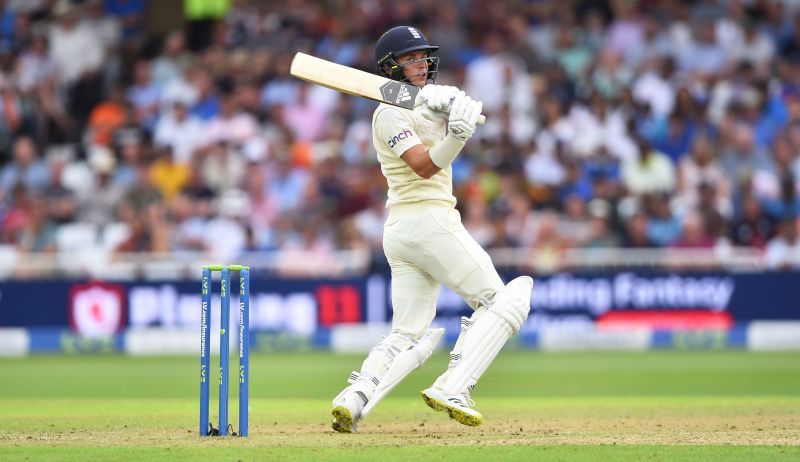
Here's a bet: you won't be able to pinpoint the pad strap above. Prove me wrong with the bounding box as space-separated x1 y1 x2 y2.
360 328 445 418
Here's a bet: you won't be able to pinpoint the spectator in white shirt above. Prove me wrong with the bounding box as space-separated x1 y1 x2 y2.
732 21 775 72
48 1 103 86
15 30 57 92
154 96 204 165
678 20 727 79
151 30 189 86
765 216 800 270
632 57 676 119
465 31 531 117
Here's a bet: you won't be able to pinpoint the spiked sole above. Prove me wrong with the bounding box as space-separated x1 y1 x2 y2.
420 390 484 427
331 405 354 433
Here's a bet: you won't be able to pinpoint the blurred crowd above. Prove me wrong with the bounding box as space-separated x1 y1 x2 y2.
1 0 800 272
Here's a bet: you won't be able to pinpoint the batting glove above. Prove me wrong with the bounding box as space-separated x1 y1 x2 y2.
447 95 483 140
415 85 464 112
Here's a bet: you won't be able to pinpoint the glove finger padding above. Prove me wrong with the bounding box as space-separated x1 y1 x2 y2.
449 95 468 122
428 88 446 111
433 89 464 112
447 95 481 140
416 85 462 112
430 86 460 112
414 85 432 108
468 100 483 126
461 98 476 124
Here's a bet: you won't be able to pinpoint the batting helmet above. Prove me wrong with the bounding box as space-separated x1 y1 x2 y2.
375 26 439 83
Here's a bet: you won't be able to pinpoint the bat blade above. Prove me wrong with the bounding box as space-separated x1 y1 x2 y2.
290 52 485 124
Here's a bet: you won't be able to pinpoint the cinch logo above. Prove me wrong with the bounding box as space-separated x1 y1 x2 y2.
387 129 413 148
408 27 421 38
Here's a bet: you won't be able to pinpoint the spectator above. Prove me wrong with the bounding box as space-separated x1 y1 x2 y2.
672 211 714 248
604 0 644 57
462 197 495 248
41 154 77 224
621 138 676 195
558 192 593 246
124 160 162 213
17 195 56 252
48 1 103 86
104 0 145 45
0 136 49 194
151 30 189 86
1 183 31 244
678 19 726 79
0 0 797 271
87 83 127 146
127 59 161 130
733 20 775 72
153 94 204 164
554 26 592 81
632 57 676 118
149 144 190 202
77 145 126 226
581 199 619 248
764 216 800 270
676 135 731 217
653 112 693 164
647 193 682 247
281 84 329 143
200 140 246 193
528 210 565 273
188 67 220 121
719 123 775 199
622 211 655 248
503 192 537 248
465 31 529 116
14 29 57 92
203 93 258 147
0 74 38 153
590 50 633 100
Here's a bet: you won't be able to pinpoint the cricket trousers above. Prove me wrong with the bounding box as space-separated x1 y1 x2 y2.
382 203 505 338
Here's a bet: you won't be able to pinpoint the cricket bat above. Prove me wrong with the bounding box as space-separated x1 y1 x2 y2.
290 52 485 124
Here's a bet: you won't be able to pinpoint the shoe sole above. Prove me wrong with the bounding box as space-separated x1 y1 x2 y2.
420 390 483 427
331 405 354 433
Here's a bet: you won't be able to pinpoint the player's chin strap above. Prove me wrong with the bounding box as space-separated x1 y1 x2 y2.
359 328 445 419
436 276 533 396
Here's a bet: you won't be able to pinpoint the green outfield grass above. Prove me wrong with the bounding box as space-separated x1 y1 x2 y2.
1 351 799 461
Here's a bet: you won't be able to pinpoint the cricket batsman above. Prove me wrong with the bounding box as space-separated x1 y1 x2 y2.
331 25 534 433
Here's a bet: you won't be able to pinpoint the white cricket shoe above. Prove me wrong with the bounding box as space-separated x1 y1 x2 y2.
420 386 483 427
331 372 370 433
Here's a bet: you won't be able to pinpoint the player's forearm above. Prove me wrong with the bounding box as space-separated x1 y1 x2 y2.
414 155 441 179
401 143 454 179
